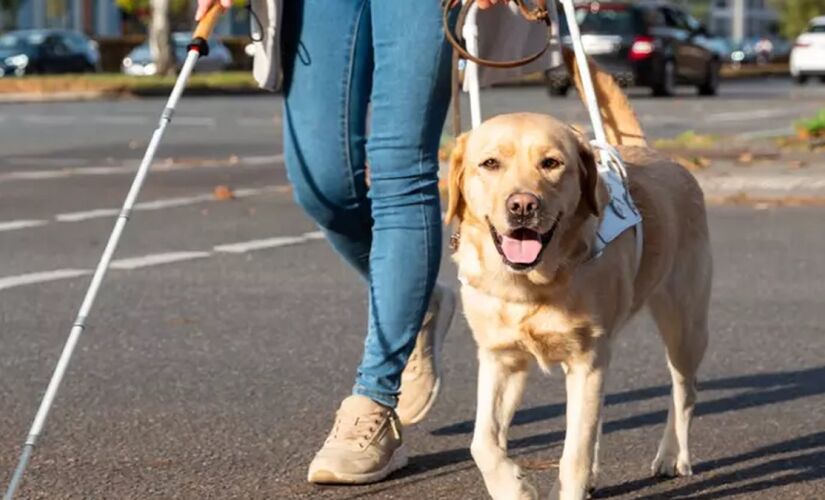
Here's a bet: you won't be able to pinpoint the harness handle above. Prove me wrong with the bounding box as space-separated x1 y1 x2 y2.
443 0 554 69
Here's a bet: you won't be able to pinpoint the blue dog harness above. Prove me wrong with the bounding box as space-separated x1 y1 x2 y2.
589 141 643 274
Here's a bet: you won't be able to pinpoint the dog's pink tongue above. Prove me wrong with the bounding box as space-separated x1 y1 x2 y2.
500 235 542 264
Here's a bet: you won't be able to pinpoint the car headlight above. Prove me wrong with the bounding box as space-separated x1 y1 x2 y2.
144 62 157 75
123 57 133 68
4 54 29 68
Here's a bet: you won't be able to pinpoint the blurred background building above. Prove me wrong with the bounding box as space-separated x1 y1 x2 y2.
709 0 779 41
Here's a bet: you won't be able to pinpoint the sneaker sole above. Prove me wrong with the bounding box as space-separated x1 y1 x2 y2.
402 286 457 426
307 444 409 485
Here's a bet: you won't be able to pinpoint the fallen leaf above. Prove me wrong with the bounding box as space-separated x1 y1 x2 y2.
737 152 754 164
213 185 234 201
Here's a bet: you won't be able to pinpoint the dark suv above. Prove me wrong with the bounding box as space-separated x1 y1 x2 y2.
548 1 722 97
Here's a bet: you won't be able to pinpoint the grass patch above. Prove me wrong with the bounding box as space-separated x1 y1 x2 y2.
795 109 825 140
720 63 789 79
653 130 719 150
0 71 259 95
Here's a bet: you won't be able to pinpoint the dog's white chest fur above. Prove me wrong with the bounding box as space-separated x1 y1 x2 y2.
460 284 594 370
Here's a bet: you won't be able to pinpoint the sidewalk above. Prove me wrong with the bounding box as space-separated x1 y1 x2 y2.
695 160 825 206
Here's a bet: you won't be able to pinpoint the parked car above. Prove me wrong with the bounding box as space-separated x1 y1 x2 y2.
730 36 793 66
790 17 825 84
122 33 233 76
0 29 100 77
547 1 723 97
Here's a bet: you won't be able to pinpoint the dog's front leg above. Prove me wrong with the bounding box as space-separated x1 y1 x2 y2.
471 349 535 500
551 344 610 500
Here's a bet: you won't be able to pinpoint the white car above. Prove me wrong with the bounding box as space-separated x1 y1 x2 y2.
790 16 825 84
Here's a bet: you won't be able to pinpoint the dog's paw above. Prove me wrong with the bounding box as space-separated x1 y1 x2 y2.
486 463 538 500
651 453 692 478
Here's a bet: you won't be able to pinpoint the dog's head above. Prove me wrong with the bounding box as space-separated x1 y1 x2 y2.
446 113 602 276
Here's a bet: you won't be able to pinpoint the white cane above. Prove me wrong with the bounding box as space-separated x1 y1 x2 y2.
3 5 226 498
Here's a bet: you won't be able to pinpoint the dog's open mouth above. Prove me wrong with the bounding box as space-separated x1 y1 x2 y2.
488 217 560 271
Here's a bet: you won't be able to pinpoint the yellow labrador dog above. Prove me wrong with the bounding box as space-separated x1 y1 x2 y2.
445 57 711 499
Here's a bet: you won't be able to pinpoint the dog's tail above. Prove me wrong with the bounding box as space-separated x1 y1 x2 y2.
562 47 647 147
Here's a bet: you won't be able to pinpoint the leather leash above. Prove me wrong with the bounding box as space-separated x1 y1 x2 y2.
443 0 554 69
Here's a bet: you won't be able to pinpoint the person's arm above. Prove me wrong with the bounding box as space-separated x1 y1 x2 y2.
196 0 232 20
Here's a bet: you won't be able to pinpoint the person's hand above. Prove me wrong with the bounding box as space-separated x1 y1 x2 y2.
449 0 508 9
195 0 232 21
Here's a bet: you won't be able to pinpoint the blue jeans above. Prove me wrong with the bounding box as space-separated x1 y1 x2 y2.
281 0 453 407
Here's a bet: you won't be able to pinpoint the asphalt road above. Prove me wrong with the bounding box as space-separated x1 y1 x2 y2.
1 78 825 499
1 78 825 166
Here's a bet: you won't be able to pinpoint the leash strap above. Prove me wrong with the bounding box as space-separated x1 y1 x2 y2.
443 0 554 69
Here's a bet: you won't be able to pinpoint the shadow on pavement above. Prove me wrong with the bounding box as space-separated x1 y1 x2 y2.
595 431 825 499
406 365 825 496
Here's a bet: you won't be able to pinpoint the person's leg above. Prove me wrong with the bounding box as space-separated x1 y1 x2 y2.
352 0 455 408
281 0 373 276
283 0 410 485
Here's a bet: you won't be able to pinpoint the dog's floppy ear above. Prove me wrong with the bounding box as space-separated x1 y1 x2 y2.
444 133 469 225
574 132 601 218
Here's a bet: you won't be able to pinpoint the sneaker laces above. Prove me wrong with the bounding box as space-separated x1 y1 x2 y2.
328 408 400 449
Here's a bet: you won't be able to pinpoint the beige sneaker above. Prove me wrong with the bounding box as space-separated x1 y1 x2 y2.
307 395 407 484
396 284 457 426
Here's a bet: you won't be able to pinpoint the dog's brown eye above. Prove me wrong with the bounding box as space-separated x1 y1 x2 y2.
479 158 500 170
540 158 562 170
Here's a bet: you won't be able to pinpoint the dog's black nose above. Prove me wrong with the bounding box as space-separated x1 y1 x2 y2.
507 193 540 218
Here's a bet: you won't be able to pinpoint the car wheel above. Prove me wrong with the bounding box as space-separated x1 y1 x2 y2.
698 61 720 96
819 76 825 84
652 60 676 97
794 75 808 85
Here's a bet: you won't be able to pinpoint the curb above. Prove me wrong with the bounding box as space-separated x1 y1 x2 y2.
0 90 119 103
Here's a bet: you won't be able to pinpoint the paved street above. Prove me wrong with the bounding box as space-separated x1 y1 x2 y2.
1 78 825 499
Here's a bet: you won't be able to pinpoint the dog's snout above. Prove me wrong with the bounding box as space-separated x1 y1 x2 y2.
507 193 541 218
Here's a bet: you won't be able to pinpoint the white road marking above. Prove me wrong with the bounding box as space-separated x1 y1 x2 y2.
0 227 322 291
92 115 150 125
0 269 90 291
0 219 49 232
8 158 87 167
213 236 307 253
213 231 323 253
707 109 795 122
0 154 284 184
54 185 288 223
109 251 211 270
56 208 120 222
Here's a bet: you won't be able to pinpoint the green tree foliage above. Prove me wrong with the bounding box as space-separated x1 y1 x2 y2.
116 0 247 24
771 0 825 38
116 0 190 22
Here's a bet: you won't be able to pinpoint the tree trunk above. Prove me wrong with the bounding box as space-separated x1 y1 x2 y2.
149 0 176 76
